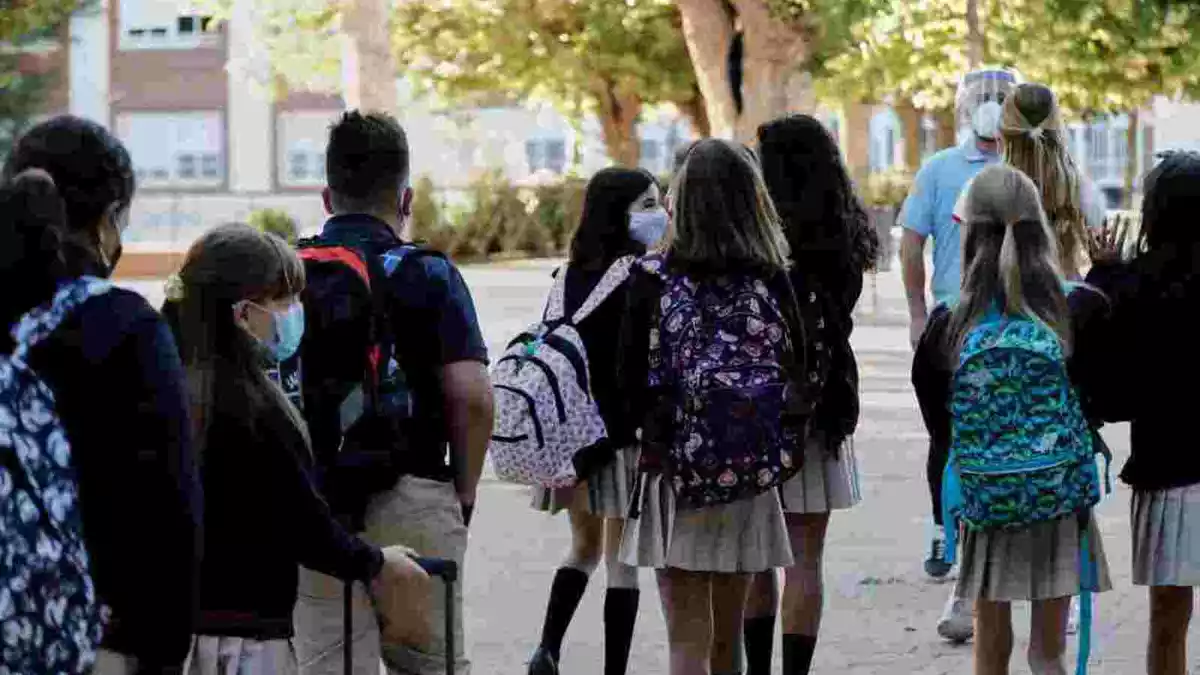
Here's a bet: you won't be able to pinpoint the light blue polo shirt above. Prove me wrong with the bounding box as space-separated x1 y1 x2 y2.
899 140 1000 306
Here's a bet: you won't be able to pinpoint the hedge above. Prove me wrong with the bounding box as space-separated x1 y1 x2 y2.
410 172 587 261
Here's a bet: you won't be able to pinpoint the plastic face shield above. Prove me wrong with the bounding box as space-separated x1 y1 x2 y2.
955 68 1019 124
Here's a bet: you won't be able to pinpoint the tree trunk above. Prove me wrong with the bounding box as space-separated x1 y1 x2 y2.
730 0 809 142
844 102 872 186
674 0 810 143
966 0 984 68
934 107 957 149
896 98 923 172
1123 109 1139 209
594 77 642 167
674 0 737 139
341 0 396 114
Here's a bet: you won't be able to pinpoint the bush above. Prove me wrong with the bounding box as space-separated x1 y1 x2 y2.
248 208 299 245
861 171 914 210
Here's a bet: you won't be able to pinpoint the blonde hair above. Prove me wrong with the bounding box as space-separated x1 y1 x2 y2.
665 138 790 275
1000 83 1089 276
946 165 1071 361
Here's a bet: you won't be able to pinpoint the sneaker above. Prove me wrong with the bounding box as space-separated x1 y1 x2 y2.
936 593 974 644
925 525 953 579
1067 596 1081 635
528 647 560 675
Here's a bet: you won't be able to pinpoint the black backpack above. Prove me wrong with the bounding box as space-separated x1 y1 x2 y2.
285 235 444 528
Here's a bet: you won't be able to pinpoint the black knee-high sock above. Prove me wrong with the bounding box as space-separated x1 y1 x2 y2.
603 588 639 675
782 634 818 675
744 615 776 675
539 567 590 660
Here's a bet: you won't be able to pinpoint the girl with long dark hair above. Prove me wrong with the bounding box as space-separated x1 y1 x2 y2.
527 167 665 675
0 115 201 674
742 113 878 675
1086 150 1200 675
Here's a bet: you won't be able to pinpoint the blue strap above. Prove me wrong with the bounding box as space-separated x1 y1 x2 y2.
941 455 963 566
380 244 421 277
1076 519 1095 675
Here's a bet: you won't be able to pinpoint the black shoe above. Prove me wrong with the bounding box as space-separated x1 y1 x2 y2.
528 647 560 675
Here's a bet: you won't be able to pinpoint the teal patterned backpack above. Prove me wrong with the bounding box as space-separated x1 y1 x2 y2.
941 303 1110 675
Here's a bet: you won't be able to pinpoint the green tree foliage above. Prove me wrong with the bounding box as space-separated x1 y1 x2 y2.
248 208 300 245
391 0 700 164
0 0 83 44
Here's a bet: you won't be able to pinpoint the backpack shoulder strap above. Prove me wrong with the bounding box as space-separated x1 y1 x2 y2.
544 263 570 323
570 256 635 324
297 240 374 290
12 277 113 363
380 243 447 278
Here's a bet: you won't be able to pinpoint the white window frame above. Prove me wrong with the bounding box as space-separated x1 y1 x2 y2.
117 111 225 189
119 0 220 51
277 111 337 188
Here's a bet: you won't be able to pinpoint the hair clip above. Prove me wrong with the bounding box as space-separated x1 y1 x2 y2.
164 273 185 302
1027 127 1045 141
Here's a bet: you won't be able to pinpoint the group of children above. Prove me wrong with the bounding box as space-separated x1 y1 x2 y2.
2 80 1198 675
519 116 876 675
515 79 1200 675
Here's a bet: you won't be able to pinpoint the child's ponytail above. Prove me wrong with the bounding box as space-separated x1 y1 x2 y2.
0 168 70 333
999 221 1023 315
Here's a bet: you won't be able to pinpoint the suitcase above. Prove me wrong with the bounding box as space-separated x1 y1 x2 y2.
344 557 459 675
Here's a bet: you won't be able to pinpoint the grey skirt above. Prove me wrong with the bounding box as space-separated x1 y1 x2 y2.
531 446 638 519
619 473 794 573
956 513 1112 602
780 435 862 514
184 636 297 675
1131 483 1200 587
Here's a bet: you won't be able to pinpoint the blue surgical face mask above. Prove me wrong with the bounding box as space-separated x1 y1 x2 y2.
249 302 305 362
629 208 669 247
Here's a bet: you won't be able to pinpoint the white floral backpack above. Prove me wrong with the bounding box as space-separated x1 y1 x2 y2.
0 277 110 674
489 258 633 488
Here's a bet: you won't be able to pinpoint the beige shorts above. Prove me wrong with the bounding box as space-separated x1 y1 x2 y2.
293 475 470 675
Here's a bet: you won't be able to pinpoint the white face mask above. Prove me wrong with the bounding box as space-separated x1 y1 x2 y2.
629 209 669 247
971 100 1004 141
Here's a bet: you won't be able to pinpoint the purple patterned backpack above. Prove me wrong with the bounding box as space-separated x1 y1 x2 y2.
641 255 808 509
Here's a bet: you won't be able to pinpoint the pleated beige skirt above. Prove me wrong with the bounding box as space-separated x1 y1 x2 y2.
956 513 1112 602
531 446 639 518
1131 483 1200 587
619 473 794 573
780 435 862 514
184 636 297 675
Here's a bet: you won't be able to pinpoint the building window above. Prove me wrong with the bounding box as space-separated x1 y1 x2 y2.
277 111 338 188
117 111 224 188
526 138 567 175
120 0 219 50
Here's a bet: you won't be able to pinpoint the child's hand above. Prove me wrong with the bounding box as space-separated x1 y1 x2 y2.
1088 215 1130 265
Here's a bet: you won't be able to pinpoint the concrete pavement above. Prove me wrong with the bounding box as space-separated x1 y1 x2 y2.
118 260 1177 674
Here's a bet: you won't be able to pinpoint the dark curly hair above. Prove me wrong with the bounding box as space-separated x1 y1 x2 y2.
569 167 657 272
757 114 879 298
325 110 410 214
0 115 136 340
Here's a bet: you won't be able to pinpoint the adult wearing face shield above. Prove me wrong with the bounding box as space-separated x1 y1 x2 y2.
898 68 1018 642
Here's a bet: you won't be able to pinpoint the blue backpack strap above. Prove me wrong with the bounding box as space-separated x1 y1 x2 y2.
12 276 112 364
941 452 963 566
1076 510 1096 675
380 243 445 277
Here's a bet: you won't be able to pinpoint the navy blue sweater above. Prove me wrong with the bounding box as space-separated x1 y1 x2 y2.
23 287 202 671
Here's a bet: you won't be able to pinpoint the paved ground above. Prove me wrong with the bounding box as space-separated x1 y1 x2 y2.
119 259 1181 674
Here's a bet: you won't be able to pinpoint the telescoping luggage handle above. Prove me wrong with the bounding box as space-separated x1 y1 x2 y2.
343 557 460 675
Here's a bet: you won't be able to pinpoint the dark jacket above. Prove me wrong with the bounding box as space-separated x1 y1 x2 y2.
790 266 864 452
195 361 383 639
21 286 202 670
911 285 1111 463
1085 257 1200 490
558 263 635 476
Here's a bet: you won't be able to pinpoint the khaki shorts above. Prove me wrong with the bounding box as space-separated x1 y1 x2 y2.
294 476 470 675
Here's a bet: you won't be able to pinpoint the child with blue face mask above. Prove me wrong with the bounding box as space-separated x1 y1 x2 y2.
162 223 432 675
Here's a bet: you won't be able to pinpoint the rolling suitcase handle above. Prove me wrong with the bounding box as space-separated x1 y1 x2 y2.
347 558 459 675
412 557 459 675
